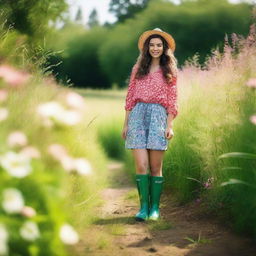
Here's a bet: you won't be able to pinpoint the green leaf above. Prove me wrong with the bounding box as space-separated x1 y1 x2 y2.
220 178 256 189
186 177 202 184
184 236 196 243
221 167 242 171
218 152 256 160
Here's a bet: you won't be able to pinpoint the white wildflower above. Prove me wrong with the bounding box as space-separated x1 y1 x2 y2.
37 101 81 126
0 108 8 122
59 224 79 245
0 224 9 256
60 156 75 172
0 224 8 241
58 110 82 126
37 101 65 118
0 151 32 178
2 188 24 214
19 221 40 241
0 241 8 256
73 158 93 176
65 91 86 110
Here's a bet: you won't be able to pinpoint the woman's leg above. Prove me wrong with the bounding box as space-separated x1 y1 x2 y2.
132 149 150 221
148 150 165 176
132 149 150 174
148 149 165 220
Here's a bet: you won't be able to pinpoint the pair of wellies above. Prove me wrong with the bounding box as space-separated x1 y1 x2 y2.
135 173 164 221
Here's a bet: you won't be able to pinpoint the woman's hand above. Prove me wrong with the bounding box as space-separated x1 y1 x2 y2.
122 110 131 140
166 114 174 140
165 126 174 140
122 125 128 140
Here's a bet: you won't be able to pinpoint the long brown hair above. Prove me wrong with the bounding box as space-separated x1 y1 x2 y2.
134 34 178 83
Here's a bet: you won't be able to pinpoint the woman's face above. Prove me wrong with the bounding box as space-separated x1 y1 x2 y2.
148 37 164 59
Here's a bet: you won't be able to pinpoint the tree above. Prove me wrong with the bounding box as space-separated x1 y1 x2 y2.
75 6 83 24
0 0 68 40
88 8 100 28
109 0 151 23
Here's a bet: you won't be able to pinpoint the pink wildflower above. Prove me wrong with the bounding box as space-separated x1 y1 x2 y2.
7 131 28 148
246 78 256 88
249 115 256 125
20 206 36 218
204 182 210 189
43 75 56 86
0 89 8 102
20 146 41 159
195 198 201 203
48 144 68 161
203 177 214 189
0 64 30 87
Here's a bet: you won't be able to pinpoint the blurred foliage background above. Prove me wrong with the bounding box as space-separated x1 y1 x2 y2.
45 0 254 88
0 0 254 88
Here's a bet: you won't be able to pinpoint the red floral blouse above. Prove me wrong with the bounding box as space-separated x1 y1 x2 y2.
124 64 178 119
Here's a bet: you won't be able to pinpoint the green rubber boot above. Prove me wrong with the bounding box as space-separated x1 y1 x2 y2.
148 176 164 221
135 174 149 221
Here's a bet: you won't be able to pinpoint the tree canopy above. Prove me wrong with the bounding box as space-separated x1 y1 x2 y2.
0 0 68 40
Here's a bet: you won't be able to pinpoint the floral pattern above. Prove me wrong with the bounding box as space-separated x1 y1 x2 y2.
124 64 178 119
125 102 170 151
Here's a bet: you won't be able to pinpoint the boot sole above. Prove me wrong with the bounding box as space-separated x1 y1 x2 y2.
135 217 147 222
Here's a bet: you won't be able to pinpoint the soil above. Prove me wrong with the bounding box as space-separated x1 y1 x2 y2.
73 160 256 256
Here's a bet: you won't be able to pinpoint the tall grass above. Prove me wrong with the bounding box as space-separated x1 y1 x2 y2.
164 23 256 237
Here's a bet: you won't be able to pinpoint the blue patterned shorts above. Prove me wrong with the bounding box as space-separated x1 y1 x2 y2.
125 102 169 151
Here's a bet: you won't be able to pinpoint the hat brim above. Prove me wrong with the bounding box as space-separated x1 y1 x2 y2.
138 30 176 52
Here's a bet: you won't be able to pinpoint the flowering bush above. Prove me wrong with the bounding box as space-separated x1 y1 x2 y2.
0 63 99 255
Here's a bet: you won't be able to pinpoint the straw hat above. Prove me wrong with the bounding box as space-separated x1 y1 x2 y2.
138 28 176 52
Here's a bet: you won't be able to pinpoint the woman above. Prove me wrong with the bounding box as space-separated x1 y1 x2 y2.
122 28 178 221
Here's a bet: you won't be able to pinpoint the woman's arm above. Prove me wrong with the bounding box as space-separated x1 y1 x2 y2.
166 76 178 127
122 110 131 139
122 64 137 139
123 110 131 127
124 64 138 112
165 75 178 140
167 113 175 128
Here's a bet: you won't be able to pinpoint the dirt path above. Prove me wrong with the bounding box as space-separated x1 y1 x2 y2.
74 160 256 256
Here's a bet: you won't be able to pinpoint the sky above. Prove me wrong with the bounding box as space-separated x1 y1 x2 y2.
67 0 117 25
66 0 253 25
